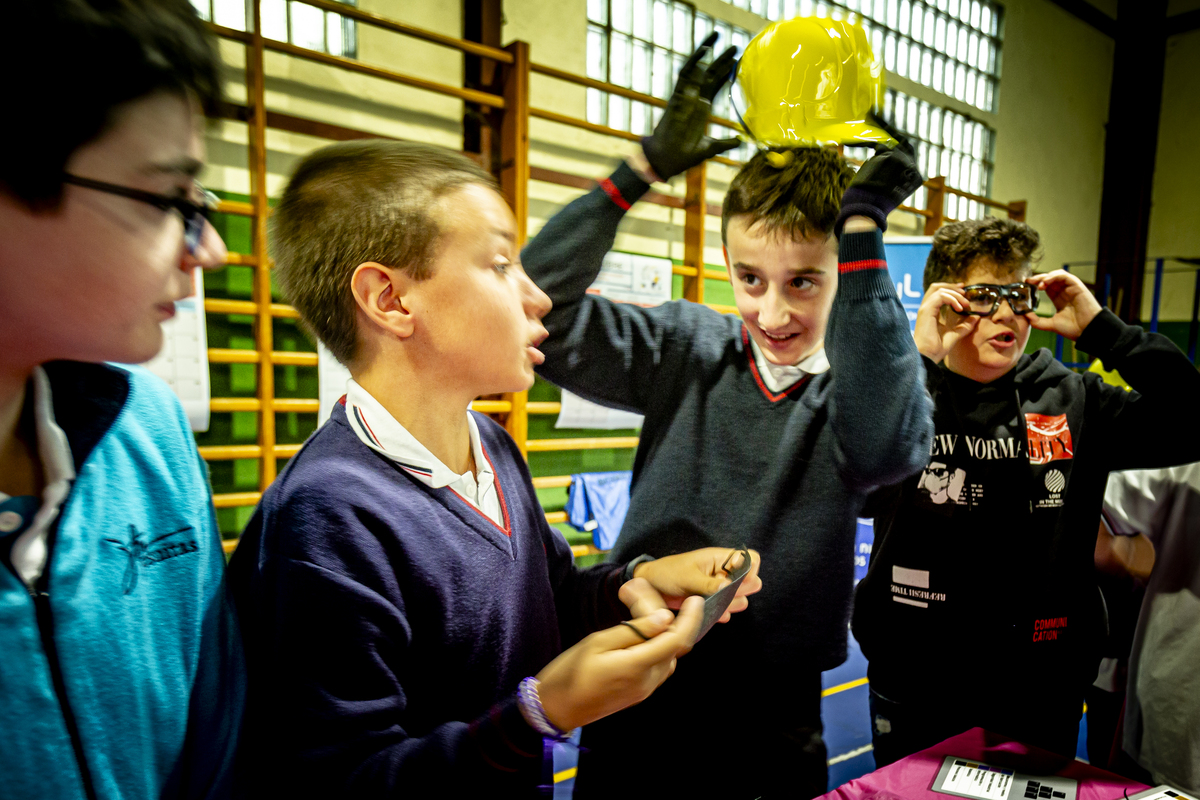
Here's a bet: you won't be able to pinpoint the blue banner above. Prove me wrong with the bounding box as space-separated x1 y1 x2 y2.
883 237 933 332
854 518 874 585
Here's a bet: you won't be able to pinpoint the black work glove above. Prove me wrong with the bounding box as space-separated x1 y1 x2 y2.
641 31 741 182
835 115 925 237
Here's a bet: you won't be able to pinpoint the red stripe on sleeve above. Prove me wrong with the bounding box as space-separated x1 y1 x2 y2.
598 178 632 211
840 259 887 273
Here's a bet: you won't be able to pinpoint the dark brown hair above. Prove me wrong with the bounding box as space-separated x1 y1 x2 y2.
721 147 855 243
272 140 496 365
924 217 1043 290
1 0 222 208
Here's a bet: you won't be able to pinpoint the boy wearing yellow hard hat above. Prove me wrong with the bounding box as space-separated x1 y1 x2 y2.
521 25 931 798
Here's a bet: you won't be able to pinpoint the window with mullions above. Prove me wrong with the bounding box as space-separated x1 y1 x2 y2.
190 0 358 58
748 0 1002 114
847 88 994 220
586 0 755 161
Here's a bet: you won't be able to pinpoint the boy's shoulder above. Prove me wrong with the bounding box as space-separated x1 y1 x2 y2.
1013 349 1100 401
264 403 399 510
671 297 744 336
656 299 748 371
251 406 423 566
113 363 195 439
42 362 221 589
42 360 201 480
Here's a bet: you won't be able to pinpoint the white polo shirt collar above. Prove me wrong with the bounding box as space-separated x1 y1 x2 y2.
342 380 504 528
748 336 831 394
0 367 77 589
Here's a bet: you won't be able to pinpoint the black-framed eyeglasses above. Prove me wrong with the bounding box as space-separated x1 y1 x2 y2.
958 283 1038 316
61 173 219 255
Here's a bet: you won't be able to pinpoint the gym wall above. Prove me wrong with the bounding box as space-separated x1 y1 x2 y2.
1143 23 1200 323
988 0 1113 284
193 0 1145 542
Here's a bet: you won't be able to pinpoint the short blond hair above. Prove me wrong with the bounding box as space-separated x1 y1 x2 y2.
272 140 496 365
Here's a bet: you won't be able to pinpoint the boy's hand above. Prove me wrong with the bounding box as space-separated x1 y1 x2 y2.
914 282 979 362
641 31 740 182
1024 270 1103 340
535 597 704 731
627 547 762 623
835 115 924 236
618 576 671 618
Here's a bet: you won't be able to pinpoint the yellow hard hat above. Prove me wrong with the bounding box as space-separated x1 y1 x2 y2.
736 16 891 148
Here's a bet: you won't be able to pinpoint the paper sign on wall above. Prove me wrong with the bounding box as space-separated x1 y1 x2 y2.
143 268 211 432
588 250 673 307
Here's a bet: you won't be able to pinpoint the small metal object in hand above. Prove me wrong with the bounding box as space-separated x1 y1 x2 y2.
695 545 752 642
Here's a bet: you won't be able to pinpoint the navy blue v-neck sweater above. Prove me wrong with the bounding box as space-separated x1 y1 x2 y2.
228 403 628 797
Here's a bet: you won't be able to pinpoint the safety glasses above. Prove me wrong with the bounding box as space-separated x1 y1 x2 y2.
959 283 1038 316
62 173 219 255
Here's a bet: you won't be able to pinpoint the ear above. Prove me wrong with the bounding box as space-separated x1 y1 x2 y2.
723 245 733 278
351 261 416 339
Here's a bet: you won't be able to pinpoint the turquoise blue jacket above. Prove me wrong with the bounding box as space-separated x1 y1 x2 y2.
0 362 243 800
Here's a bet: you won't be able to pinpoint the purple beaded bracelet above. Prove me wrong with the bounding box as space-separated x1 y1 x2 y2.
517 676 570 741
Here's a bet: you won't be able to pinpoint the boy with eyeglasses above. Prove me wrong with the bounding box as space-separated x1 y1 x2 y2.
852 217 1200 765
0 2 243 798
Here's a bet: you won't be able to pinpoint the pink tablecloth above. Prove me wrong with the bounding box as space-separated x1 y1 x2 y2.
820 728 1150 800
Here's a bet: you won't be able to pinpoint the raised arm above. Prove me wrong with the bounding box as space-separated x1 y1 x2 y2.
825 121 935 490
1071 306 1200 470
1015 267 1200 469
522 34 739 413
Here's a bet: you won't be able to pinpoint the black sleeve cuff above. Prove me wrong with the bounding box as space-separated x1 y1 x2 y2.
1074 308 1125 357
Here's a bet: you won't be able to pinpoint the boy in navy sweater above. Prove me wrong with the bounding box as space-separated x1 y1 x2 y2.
227 140 762 796
854 218 1200 763
522 40 934 800
0 2 242 798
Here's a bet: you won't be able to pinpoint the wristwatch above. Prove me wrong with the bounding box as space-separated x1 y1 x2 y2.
622 554 656 583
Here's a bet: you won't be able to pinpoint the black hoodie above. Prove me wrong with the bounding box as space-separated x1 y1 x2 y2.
853 309 1200 727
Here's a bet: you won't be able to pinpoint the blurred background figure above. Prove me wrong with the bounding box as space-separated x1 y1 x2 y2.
1100 462 1200 793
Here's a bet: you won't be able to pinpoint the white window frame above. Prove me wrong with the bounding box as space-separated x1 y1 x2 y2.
586 0 756 160
191 0 358 59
